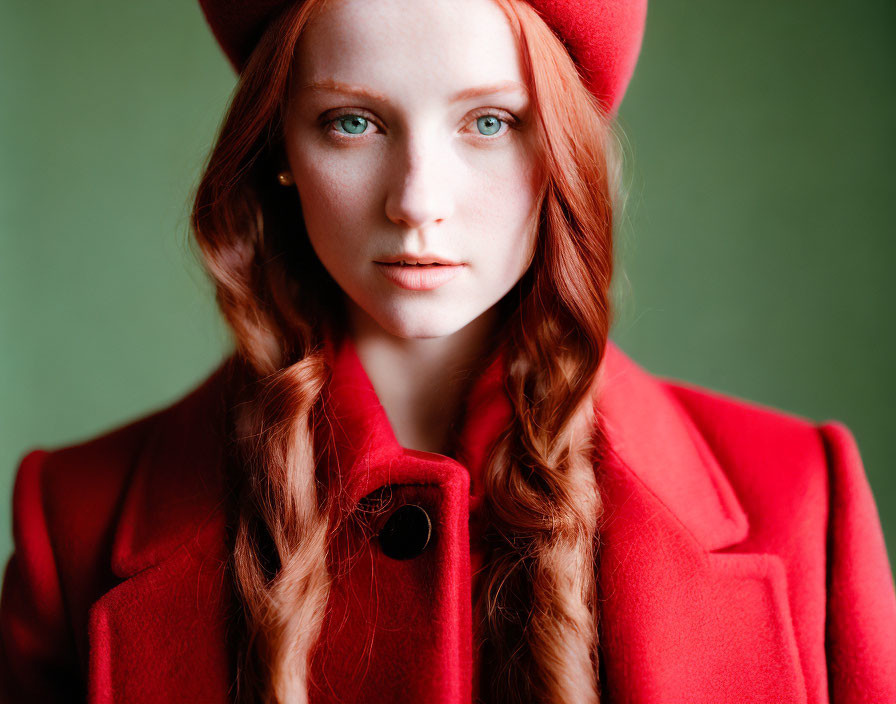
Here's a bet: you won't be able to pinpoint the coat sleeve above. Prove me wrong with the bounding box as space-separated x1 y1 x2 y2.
0 449 84 702
819 421 896 702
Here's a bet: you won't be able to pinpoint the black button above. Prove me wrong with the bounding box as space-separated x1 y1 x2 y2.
377 504 432 560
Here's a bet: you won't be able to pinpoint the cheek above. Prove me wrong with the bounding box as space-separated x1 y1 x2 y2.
467 155 540 276
290 155 374 255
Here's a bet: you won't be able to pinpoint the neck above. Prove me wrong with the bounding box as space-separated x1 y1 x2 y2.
346 302 502 456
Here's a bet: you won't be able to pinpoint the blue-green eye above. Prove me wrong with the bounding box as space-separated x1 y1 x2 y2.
335 115 368 135
476 115 503 136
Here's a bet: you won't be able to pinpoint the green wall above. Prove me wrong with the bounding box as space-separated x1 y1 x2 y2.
2 0 894 583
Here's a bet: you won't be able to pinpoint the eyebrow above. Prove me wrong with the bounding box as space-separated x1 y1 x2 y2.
299 79 528 103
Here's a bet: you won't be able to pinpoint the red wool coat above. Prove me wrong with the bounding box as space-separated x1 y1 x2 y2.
1 337 895 703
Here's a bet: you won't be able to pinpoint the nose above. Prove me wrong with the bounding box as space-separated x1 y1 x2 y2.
384 133 455 230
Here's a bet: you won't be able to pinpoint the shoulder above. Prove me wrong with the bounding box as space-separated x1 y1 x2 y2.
8 358 233 589
595 342 856 559
660 373 870 507
600 342 839 500
661 375 832 488
598 341 864 551
17 407 161 518
12 408 163 563
657 373 863 556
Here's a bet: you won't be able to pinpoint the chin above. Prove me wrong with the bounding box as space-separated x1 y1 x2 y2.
371 308 474 340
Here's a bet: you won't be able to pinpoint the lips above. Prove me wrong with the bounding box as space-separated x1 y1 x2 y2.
375 253 462 266
374 261 464 291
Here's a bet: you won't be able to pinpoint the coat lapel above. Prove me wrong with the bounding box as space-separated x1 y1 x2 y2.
595 344 807 703
86 339 806 703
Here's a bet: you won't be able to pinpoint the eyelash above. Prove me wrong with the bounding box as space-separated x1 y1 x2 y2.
321 108 520 141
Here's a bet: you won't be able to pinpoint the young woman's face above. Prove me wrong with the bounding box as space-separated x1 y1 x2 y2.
283 0 541 339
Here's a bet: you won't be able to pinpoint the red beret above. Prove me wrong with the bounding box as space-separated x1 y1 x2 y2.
198 0 647 114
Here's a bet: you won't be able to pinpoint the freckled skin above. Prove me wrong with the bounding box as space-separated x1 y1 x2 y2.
282 0 542 341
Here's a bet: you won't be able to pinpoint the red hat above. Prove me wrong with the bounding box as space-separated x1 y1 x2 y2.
198 0 647 114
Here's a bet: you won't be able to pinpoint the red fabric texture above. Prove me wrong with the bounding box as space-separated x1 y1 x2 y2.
1 337 895 702
197 0 648 114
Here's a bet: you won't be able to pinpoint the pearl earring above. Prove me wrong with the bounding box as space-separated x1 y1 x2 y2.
277 171 294 186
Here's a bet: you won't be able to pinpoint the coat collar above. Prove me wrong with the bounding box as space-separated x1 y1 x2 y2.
312 330 512 526
108 337 749 581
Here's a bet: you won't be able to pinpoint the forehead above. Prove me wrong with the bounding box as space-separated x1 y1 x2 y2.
294 0 525 97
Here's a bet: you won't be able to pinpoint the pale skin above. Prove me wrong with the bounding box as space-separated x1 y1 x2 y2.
282 0 541 454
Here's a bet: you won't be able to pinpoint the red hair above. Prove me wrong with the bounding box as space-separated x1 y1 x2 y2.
190 0 623 701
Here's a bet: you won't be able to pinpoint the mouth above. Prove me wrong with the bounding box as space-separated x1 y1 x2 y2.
374 260 465 291
375 254 463 267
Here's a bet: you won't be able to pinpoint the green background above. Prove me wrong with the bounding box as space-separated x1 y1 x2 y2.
2 0 894 580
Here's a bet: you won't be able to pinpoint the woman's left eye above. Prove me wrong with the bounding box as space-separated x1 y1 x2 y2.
474 115 503 136
470 111 516 138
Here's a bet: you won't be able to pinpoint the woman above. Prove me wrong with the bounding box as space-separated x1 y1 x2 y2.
1 0 894 701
